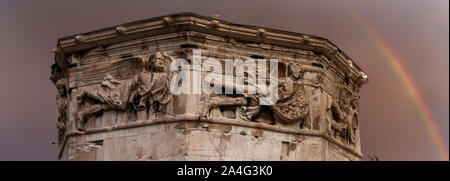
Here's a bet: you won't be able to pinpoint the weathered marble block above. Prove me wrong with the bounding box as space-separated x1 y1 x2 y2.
52 12 367 161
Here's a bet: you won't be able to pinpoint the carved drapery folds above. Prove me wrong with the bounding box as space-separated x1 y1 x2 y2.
74 52 173 131
75 73 138 130
132 71 171 113
56 79 68 148
51 14 367 160
230 80 310 126
197 59 360 146
201 63 315 128
271 80 309 124
327 88 360 145
54 50 361 148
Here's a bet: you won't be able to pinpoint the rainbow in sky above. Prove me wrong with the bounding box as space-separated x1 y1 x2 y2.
346 5 449 161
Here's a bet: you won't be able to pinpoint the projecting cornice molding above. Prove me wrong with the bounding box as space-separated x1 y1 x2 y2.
54 12 367 86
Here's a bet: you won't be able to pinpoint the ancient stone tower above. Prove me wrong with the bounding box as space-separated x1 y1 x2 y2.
51 12 367 161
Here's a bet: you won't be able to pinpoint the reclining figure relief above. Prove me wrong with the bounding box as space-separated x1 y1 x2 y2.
201 62 311 128
327 88 360 144
75 52 172 131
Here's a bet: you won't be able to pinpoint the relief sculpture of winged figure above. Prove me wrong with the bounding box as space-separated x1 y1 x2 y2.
75 52 172 131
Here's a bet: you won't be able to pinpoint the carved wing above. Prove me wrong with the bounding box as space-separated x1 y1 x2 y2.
111 57 144 80
70 57 144 87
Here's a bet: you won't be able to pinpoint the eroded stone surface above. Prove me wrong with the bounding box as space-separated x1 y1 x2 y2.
52 12 367 161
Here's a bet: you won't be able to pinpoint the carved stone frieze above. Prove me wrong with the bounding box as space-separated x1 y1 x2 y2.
52 13 366 161
74 52 173 131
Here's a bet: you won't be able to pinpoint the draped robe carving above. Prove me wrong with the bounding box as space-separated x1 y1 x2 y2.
74 52 172 131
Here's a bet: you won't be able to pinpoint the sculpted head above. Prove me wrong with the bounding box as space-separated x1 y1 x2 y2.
149 52 170 72
288 63 304 80
56 79 67 96
350 97 359 109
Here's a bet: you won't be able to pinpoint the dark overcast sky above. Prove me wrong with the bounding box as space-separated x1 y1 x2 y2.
0 0 448 160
